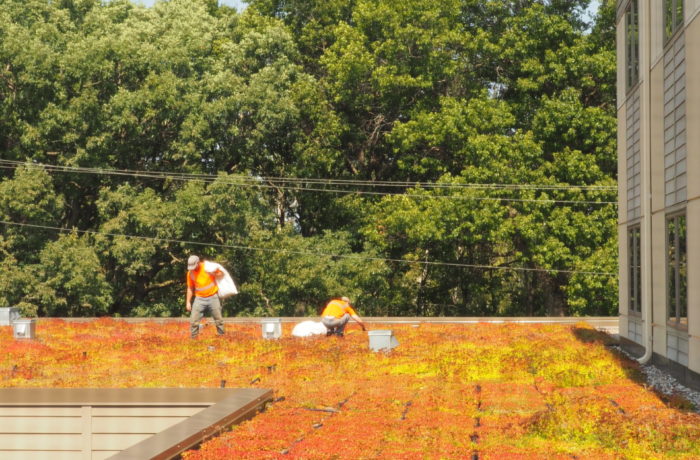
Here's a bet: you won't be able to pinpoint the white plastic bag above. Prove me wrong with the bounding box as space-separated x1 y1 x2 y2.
203 261 238 298
292 321 328 337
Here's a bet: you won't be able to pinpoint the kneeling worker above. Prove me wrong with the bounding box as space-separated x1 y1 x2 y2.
321 296 366 337
186 255 225 338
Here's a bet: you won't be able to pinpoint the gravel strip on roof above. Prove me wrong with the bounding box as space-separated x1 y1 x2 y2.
612 345 700 413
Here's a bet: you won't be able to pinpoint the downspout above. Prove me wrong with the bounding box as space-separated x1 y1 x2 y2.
638 0 653 364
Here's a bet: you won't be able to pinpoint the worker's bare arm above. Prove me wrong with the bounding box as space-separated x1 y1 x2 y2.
186 287 194 311
351 314 367 331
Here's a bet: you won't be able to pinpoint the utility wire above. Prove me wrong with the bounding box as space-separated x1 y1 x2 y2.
0 160 617 205
0 159 616 189
0 219 617 277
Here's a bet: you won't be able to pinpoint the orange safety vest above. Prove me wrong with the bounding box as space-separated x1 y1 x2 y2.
187 263 219 298
321 299 356 318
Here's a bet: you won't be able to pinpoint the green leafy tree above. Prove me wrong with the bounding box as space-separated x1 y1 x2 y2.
30 232 113 316
0 164 64 262
0 0 618 317
248 0 357 73
92 173 272 316
238 226 389 316
318 0 480 181
0 253 35 315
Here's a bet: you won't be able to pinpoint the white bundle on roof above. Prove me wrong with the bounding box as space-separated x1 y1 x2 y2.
292 321 328 337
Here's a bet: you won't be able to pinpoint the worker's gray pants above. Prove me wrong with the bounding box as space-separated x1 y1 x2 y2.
322 314 350 336
190 295 225 338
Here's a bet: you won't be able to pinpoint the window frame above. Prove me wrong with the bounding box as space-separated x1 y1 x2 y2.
628 225 642 316
626 0 640 90
666 212 687 330
664 0 684 43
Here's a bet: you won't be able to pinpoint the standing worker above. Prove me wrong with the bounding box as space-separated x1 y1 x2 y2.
186 255 225 338
321 296 366 337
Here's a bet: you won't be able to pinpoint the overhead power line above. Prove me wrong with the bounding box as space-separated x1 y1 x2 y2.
0 159 617 189
0 219 617 277
0 160 617 205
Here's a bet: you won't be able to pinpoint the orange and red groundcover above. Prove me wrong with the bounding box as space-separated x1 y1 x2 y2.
2 318 699 459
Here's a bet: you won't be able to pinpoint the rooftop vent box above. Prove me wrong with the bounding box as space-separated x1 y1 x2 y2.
0 307 20 326
262 318 282 339
368 330 399 352
13 319 36 340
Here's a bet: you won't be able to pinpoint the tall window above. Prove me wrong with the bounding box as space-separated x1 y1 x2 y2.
667 214 687 329
628 226 641 315
664 0 684 42
626 0 639 89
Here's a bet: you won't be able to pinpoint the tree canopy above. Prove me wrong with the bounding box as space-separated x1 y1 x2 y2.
0 0 617 318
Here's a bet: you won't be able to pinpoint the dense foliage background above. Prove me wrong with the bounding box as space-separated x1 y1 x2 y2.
0 0 617 318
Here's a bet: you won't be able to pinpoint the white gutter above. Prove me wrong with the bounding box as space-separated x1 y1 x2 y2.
638 0 653 364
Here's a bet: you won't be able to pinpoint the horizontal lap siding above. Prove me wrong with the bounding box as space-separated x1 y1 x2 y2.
0 408 82 417
663 33 687 206
626 87 642 221
0 408 82 458
92 433 152 451
0 433 82 450
0 404 207 458
0 417 82 433
0 452 83 460
0 389 271 459
90 405 206 453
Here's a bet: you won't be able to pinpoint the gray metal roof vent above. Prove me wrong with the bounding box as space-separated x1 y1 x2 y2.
12 318 36 340
0 307 20 326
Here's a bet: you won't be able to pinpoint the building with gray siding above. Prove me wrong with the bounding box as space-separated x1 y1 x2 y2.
617 0 700 388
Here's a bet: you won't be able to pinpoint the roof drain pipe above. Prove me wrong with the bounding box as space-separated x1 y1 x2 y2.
638 0 653 365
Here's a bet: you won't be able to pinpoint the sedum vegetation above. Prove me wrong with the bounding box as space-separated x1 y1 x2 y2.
2 320 699 458
0 0 617 318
